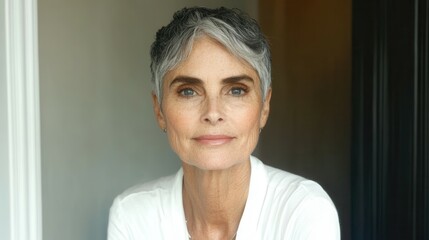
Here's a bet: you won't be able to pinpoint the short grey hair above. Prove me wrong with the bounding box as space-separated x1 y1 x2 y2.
150 7 271 102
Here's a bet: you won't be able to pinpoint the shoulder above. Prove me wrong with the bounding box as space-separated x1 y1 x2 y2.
251 156 332 203
264 164 337 217
264 164 333 203
117 173 178 203
252 157 340 239
108 171 182 239
112 172 179 217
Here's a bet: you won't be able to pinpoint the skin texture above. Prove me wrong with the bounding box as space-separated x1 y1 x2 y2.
152 36 271 239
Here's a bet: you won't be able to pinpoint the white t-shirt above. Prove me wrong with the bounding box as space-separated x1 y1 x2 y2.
108 156 340 239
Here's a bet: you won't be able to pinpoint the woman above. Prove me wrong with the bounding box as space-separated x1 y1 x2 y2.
108 7 340 240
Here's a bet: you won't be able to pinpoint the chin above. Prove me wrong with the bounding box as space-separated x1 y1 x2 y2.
182 152 250 171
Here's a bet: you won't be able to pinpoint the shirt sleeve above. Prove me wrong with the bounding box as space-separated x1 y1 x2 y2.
286 196 341 240
107 197 129 240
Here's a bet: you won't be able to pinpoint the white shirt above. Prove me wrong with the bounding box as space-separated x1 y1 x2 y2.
108 156 340 239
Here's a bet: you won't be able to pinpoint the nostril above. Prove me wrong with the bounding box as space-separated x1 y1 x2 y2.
203 116 224 124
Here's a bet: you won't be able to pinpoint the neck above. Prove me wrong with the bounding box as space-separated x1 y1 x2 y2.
182 160 251 239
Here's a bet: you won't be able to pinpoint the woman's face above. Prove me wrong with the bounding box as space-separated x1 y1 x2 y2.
153 36 271 170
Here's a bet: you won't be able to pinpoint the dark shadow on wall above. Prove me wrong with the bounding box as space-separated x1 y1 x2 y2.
258 1 351 239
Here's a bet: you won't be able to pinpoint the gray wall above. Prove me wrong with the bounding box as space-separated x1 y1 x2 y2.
38 1 256 240
0 0 11 238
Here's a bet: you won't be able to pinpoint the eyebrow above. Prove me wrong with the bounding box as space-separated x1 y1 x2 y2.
169 76 202 88
169 75 254 88
221 75 254 85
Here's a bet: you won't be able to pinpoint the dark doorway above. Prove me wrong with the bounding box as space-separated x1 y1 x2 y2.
352 0 428 239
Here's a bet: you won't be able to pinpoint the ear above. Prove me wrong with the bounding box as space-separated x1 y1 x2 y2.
259 88 272 129
152 92 166 130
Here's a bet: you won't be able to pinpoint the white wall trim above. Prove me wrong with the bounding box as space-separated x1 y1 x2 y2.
5 0 42 239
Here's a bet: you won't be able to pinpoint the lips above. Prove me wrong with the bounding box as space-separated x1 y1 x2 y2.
193 135 234 145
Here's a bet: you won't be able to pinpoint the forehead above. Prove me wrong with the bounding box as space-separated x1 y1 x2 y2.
164 36 259 83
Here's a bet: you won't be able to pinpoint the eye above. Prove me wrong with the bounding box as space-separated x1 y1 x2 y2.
229 87 247 96
179 88 196 97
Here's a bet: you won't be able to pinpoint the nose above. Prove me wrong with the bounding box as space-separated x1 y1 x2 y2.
201 96 224 125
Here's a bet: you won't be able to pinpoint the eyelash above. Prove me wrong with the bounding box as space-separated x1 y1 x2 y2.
228 86 248 96
176 85 249 98
177 87 197 97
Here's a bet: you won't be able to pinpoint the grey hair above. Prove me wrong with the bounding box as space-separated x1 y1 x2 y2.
150 7 271 103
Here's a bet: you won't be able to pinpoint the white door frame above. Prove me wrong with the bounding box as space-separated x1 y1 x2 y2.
4 0 42 239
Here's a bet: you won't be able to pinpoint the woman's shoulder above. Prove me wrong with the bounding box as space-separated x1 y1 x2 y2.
263 164 337 214
113 169 182 208
108 170 185 239
253 158 340 239
264 164 331 200
247 156 330 200
250 156 337 214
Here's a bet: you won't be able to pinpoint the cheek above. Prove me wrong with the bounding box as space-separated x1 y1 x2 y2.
231 101 262 124
231 104 263 139
234 108 262 155
166 110 187 129
162 105 196 150
163 99 195 130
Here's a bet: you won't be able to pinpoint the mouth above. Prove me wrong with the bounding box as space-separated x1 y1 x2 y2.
193 135 235 146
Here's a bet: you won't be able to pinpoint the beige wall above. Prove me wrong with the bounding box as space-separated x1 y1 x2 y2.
259 1 351 239
38 1 256 240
